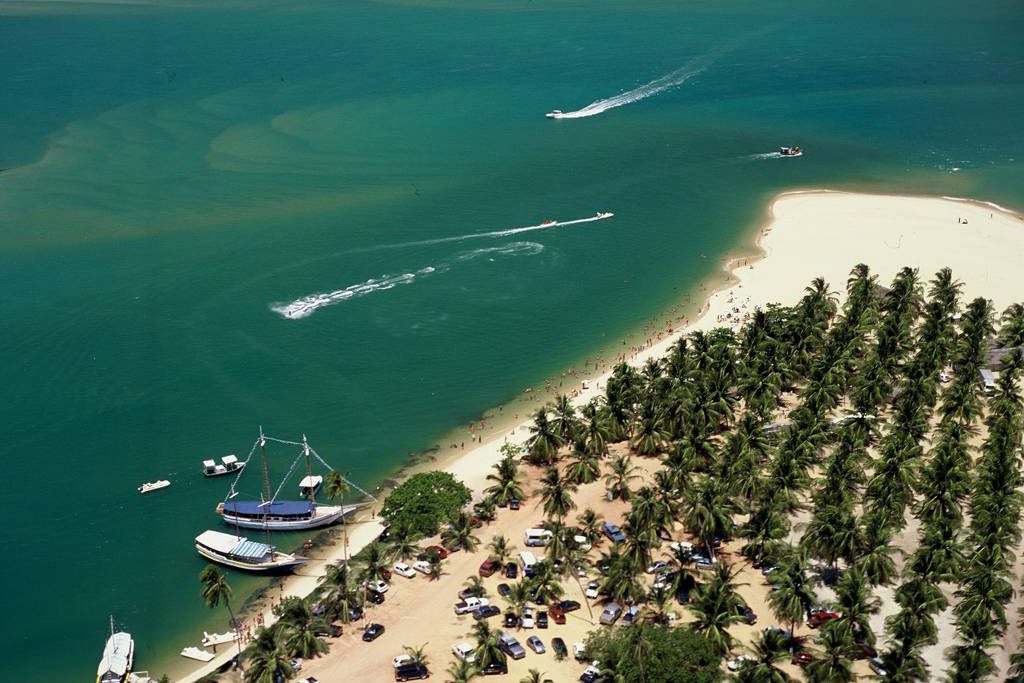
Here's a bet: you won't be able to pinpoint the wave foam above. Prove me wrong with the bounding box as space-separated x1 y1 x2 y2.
549 66 704 119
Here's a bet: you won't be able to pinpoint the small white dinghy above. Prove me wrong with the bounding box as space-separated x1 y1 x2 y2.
180 646 214 662
201 630 239 647
138 480 171 494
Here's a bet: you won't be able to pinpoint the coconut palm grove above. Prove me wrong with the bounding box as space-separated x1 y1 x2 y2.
202 263 1024 682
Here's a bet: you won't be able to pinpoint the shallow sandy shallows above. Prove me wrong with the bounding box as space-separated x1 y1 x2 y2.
179 191 1024 683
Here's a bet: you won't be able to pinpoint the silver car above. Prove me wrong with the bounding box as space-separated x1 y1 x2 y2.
527 635 545 654
600 603 623 625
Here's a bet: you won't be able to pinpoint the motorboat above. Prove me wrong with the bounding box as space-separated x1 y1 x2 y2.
779 146 802 157
299 474 323 498
179 647 214 662
202 454 246 477
595 211 614 219
201 631 239 648
194 529 307 573
97 617 134 683
545 110 563 118
539 219 557 227
138 480 170 494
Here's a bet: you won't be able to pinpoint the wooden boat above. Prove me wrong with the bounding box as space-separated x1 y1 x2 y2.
202 454 246 478
194 529 306 573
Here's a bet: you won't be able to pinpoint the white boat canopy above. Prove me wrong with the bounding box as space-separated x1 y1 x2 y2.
222 454 239 465
203 459 217 468
299 475 323 489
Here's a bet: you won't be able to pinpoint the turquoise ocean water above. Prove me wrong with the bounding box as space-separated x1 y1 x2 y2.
1 1 1022 679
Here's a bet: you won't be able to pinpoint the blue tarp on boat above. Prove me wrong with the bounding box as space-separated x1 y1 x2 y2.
223 500 314 517
230 538 272 560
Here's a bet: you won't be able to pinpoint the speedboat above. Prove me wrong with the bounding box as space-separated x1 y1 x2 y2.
138 480 170 494
595 211 614 219
202 454 246 477
779 146 802 157
539 219 557 227
545 110 563 119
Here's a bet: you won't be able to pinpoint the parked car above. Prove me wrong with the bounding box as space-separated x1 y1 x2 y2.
727 655 753 671
458 585 485 600
508 499 521 510
792 651 813 666
479 559 500 577
573 642 588 661
621 605 641 626
497 583 512 597
394 662 429 681
504 612 519 628
454 597 489 615
366 589 385 605
551 637 568 658
554 599 581 613
585 580 600 599
473 605 501 620
392 562 416 578
412 560 431 575
315 622 343 638
646 560 670 574
527 635 545 654
451 642 476 663
869 657 888 676
580 663 601 683
367 579 390 594
424 544 448 559
362 623 385 642
504 562 518 579
521 606 535 628
479 660 508 676
572 534 592 551
601 521 626 544
550 606 566 625
738 606 757 625
537 610 548 629
347 604 364 621
498 633 526 660
600 603 623 625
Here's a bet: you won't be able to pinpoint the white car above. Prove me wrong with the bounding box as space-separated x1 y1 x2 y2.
573 535 592 551
521 606 535 628
367 579 389 594
412 560 431 575
585 580 600 599
646 560 671 574
728 655 753 671
392 562 416 578
393 654 413 668
668 540 694 554
451 642 476 663
652 572 673 590
573 642 587 661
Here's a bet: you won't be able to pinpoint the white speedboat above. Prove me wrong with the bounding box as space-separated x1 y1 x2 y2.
202 454 246 477
194 529 307 573
138 480 170 494
595 211 614 219
97 618 134 683
539 219 557 227
202 630 239 647
779 146 802 157
545 110 564 118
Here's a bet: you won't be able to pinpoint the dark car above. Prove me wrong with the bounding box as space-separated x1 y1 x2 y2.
362 623 385 642
739 606 756 625
497 583 512 598
348 605 364 621
394 662 429 681
792 651 813 666
315 622 343 638
601 521 626 544
504 611 520 628
551 637 568 658
554 600 581 613
366 589 385 605
580 666 600 683
537 610 548 628
479 559 500 577
508 499 521 510
504 562 518 579
479 660 508 676
459 585 485 600
473 605 501 620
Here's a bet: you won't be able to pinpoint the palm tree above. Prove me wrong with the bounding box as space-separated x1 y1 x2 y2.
403 642 430 667
525 408 564 464
446 658 478 683
462 575 488 599
468 619 506 670
766 548 815 642
527 560 564 605
687 562 746 656
834 567 880 649
317 561 358 624
488 535 514 566
519 670 545 683
679 476 735 561
485 445 526 505
580 399 613 456
441 511 480 552
503 582 530 627
630 398 670 455
242 626 293 683
274 596 329 659
550 394 580 443
804 621 855 683
428 553 444 581
740 628 792 683
576 508 602 547
604 453 639 502
324 469 352 564
199 564 241 656
387 521 421 561
538 466 577 520
357 540 392 584
564 451 601 486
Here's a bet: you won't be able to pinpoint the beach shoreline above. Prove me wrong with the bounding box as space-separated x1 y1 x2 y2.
174 189 1024 682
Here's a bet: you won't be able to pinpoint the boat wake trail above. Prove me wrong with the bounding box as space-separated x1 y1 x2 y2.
272 241 546 320
549 65 704 119
746 152 785 160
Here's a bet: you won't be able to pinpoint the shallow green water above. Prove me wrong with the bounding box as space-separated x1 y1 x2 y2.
1 1 1022 679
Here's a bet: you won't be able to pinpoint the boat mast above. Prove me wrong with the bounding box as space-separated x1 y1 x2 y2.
259 426 272 503
303 434 315 502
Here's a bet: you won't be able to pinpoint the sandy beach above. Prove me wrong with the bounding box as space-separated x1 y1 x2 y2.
177 190 1024 683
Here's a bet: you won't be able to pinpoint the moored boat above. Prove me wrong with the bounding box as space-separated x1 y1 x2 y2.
137 480 170 494
202 454 246 477
779 146 802 157
97 617 134 683
299 474 323 498
194 529 307 573
217 499 364 530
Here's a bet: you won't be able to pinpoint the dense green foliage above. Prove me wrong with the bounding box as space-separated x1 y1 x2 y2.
379 470 472 537
584 623 722 683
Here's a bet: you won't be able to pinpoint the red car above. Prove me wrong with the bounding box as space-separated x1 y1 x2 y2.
380 567 392 581
808 610 841 628
549 607 566 625
479 559 500 577
792 651 813 666
425 545 449 559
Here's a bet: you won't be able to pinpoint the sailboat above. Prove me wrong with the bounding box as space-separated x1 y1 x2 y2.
216 429 366 531
96 616 134 683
